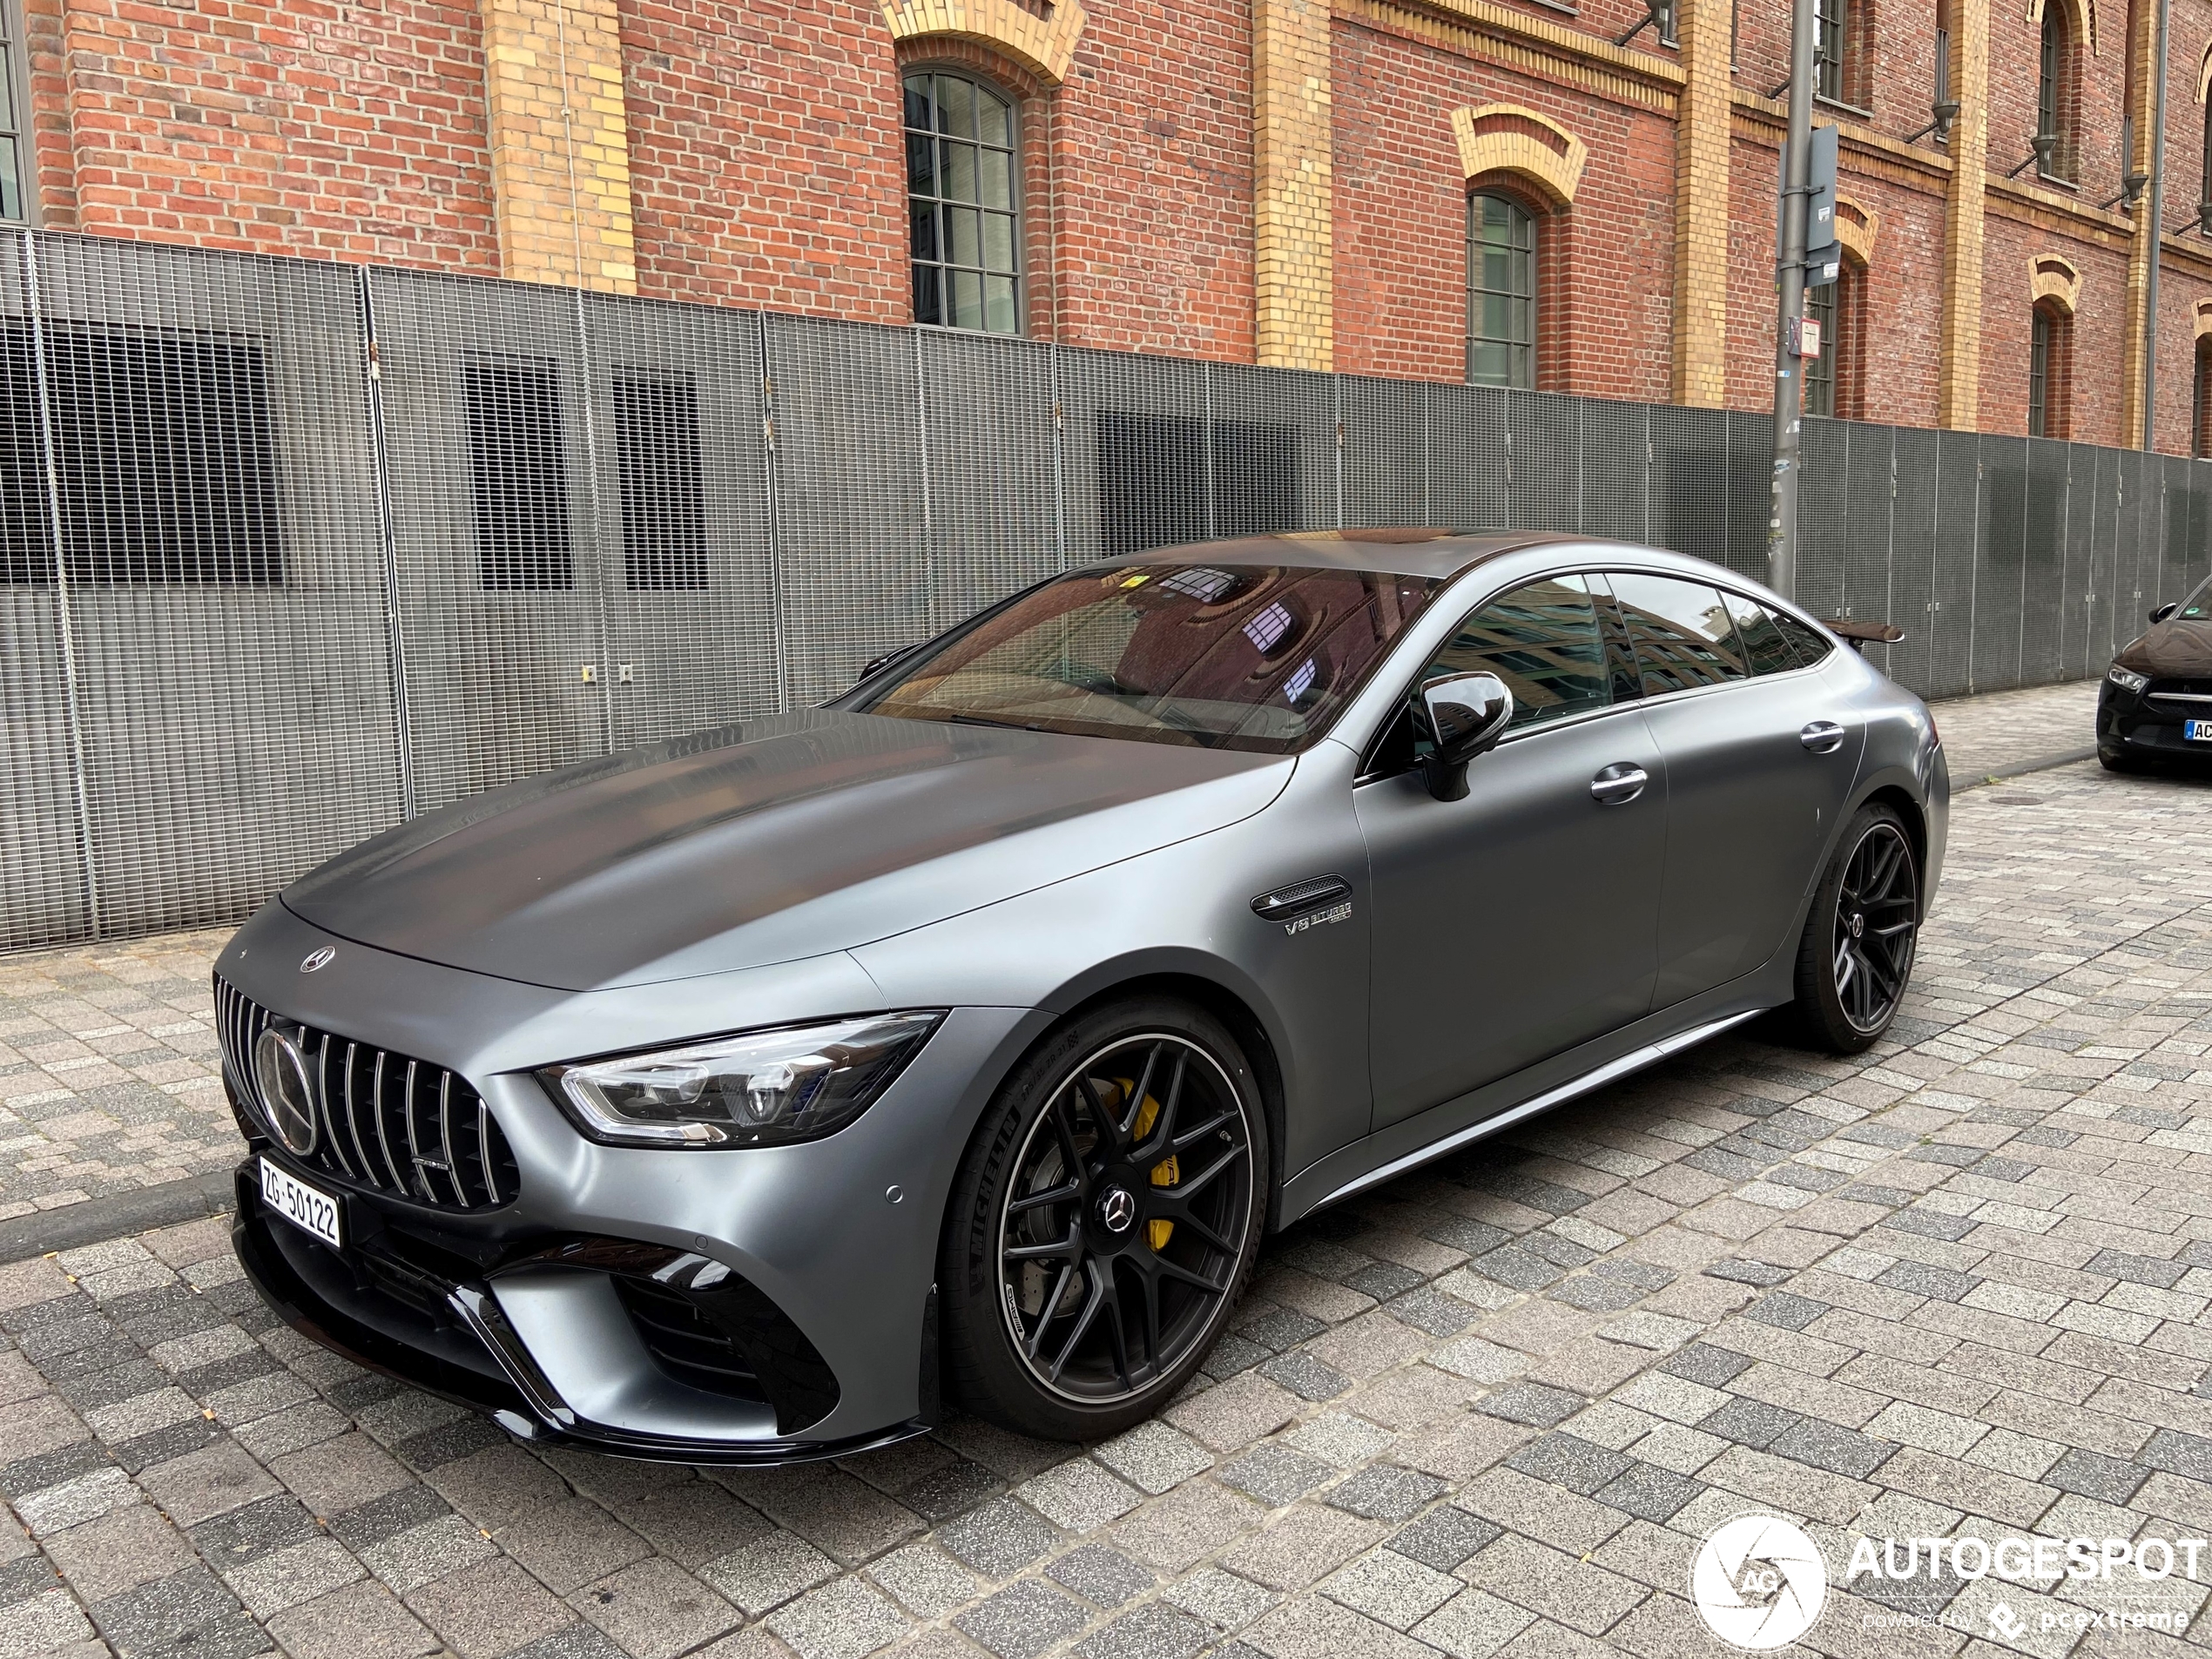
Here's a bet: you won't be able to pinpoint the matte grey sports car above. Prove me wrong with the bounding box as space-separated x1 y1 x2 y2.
216 530 1947 1461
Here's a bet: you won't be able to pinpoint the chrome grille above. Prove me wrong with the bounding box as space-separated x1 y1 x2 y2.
215 974 517 1211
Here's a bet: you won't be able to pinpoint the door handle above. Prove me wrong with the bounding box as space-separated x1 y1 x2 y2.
1590 763 1648 806
1800 720 1847 754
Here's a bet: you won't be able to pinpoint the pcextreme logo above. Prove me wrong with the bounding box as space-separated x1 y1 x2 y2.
1692 1515 1828 1649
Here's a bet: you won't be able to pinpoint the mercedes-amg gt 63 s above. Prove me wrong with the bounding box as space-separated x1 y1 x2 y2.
217 530 1946 1461
2099 575 2212 770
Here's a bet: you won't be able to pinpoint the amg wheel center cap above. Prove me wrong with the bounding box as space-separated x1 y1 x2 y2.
1847 912 1866 939
1097 1188 1137 1234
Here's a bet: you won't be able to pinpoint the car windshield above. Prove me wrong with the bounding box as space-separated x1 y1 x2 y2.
2180 578 2211 621
855 562 1445 752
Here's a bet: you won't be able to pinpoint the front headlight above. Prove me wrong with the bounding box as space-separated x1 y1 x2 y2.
2107 664 2150 695
543 1011 943 1148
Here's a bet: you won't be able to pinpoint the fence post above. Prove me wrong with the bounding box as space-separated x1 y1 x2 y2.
356 269 418 822
21 230 102 938
571 288 617 757
1050 343 1069 573
757 314 790 713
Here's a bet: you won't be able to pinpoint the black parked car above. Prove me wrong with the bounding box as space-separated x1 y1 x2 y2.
2099 577 2212 770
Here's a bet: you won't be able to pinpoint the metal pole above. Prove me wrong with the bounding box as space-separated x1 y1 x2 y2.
2144 0 2171 450
1767 0 1817 600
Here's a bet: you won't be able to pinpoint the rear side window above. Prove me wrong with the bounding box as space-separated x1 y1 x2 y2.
1771 610 1834 665
1721 590 1799 674
1417 576 1611 732
1609 572 1748 694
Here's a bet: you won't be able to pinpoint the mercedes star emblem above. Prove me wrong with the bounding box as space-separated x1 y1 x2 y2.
1098 1188 1136 1234
252 1027 320 1157
299 946 336 974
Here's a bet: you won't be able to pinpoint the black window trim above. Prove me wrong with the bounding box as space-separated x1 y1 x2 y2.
1352 566 1638 785
1599 566 1832 705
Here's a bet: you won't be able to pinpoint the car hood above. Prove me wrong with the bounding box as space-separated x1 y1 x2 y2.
2116 619 2212 678
282 711 1291 991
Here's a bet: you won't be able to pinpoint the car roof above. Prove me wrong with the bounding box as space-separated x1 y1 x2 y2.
1099 529 1669 583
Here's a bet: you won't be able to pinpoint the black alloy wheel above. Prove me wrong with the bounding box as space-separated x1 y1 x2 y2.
1790 803 1920 1053
942 1000 1265 1440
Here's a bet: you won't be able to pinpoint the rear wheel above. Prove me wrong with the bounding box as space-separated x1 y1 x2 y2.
1788 805 1920 1054
941 998 1266 1441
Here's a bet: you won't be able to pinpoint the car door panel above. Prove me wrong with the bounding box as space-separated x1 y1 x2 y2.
1356 575 1665 1131
1611 574 1865 1007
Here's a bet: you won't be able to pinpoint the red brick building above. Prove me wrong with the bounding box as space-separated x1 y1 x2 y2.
4 0 2211 450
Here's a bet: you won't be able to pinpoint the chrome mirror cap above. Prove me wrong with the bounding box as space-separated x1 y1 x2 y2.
1418 671 1514 801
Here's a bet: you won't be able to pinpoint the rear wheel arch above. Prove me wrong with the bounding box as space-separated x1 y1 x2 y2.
1855 783 1928 909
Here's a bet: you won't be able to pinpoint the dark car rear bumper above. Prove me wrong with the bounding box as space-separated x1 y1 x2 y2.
233 1160 930 1465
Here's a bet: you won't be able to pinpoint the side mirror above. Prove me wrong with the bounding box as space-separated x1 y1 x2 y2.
858 643 923 683
2151 603 2179 624
1417 671 1514 802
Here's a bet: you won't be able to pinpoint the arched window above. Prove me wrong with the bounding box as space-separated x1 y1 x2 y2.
1467 192 1537 389
2037 7 2074 181
1804 273 1843 417
2029 300 2072 436
2195 338 2212 457
2200 92 2211 233
904 71 1022 334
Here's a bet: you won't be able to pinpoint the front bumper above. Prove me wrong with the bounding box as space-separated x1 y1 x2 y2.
217 902 1047 1463
2098 679 2212 763
233 1159 930 1462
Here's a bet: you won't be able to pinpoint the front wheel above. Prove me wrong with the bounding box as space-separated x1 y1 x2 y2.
1787 805 1921 1054
941 999 1267 1441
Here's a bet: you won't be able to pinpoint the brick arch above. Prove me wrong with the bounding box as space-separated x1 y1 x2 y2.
2195 298 2212 339
877 0 1087 84
1450 105 1588 207
2030 253 2081 315
1833 195 1879 268
2025 0 2097 57
2198 37 2212 101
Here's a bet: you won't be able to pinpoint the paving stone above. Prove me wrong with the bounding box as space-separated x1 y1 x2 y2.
1012 1459 1139 1532
1390 1505 1502 1573
2046 1446 2152 1504
265 1578 439 1659
935 1498 1058 1579
1046 1542 1153 1608
1162 1565 1275 1632
1319 1548 1461 1630
953 1580 1088 1659
1216 1443 1334 1507
1658 1344 1753 1387
1071 1602 1210 1659
1323 1465 1447 1521
1473 1383 1584 1429
1090 1422 1211 1496
1588 1461 1704 1523
1502 1433 1633 1498
765 1575 909 1659
1768 1416 1897 1480
1256 1349 1348 1401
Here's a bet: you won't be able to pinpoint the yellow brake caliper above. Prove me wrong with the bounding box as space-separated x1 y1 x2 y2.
1130 1090 1179 1251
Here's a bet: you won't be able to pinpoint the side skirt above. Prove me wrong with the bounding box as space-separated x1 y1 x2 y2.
1282 1001 1771 1223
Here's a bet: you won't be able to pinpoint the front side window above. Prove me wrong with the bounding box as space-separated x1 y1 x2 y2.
905 72 1021 334
857 563 1444 753
1467 192 1536 389
1610 572 1749 693
1415 577 1611 732
0 0 24 224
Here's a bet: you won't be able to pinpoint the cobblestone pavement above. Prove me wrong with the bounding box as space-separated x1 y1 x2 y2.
10 679 2212 1659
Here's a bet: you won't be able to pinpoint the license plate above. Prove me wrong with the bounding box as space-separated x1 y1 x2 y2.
2188 720 2212 743
260 1157 342 1249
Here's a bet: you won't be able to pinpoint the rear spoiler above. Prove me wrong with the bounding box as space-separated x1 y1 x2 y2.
1822 618 1905 654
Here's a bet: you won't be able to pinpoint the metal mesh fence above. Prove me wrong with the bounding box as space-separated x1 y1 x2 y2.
7 225 2210 949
